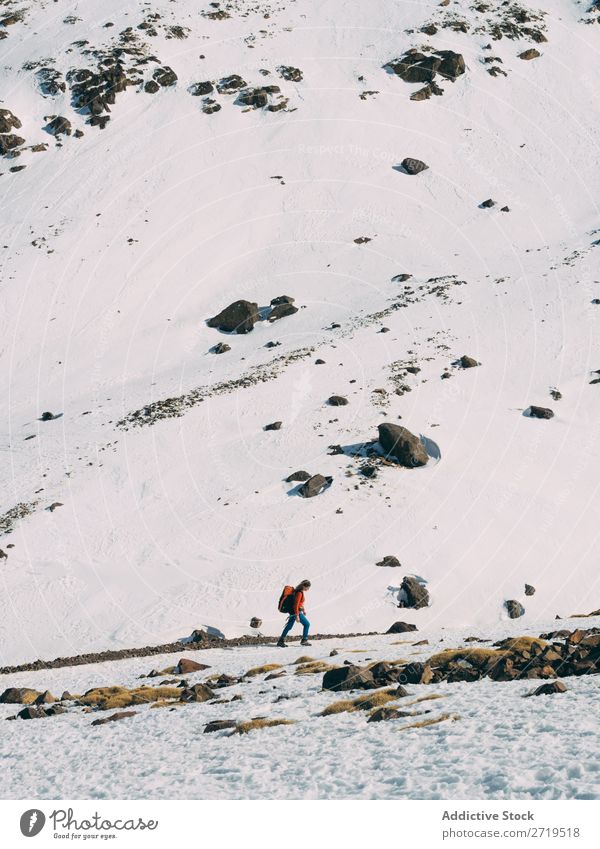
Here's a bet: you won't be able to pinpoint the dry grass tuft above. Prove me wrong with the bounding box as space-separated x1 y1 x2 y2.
295 661 336 675
293 655 314 664
244 663 283 678
428 647 507 668
404 693 446 706
352 691 398 711
495 636 548 653
321 699 356 716
233 718 295 734
80 686 181 710
397 713 460 731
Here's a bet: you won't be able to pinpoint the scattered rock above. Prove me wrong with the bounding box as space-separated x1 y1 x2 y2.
298 474 333 498
270 295 295 306
377 422 428 467
0 134 25 155
506 600 525 619
264 421 282 431
45 116 72 136
91 710 137 726
278 66 303 82
176 658 210 674
153 66 178 87
17 705 65 720
286 470 311 482
217 75 247 94
480 198 496 208
399 157 429 175
525 584 536 596
190 81 214 96
322 665 375 692
179 683 215 702
207 300 259 334
519 49 541 60
0 109 22 133
386 50 465 84
527 681 567 697
376 555 401 568
367 706 404 722
398 576 430 609
527 405 554 419
212 342 231 354
328 395 348 406
250 617 262 629
204 719 237 733
386 622 418 634
267 302 298 322
459 355 479 368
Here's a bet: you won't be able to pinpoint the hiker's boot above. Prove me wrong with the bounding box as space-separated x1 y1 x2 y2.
276 639 287 648
300 640 312 646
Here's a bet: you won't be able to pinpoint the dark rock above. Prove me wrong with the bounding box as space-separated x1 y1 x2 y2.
46 116 72 136
0 687 40 704
421 24 438 36
217 75 247 94
278 66 303 82
264 421 282 431
315 358 325 365
40 411 58 421
528 405 554 419
34 690 56 704
0 134 25 155
238 88 269 109
202 99 221 114
0 108 22 133
204 719 237 733
298 474 333 498
328 395 348 406
392 273 412 282
322 664 375 692
519 49 541 60
144 80 160 94
525 584 536 596
387 50 464 84
480 198 496 208
459 355 479 368
398 576 430 609
286 470 311 482
386 621 417 634
249 617 262 629
179 683 216 702
394 685 409 697
176 658 211 674
18 705 65 720
91 710 137 726
212 342 231 354
190 81 214 96
270 295 295 306
506 600 525 619
376 555 401 568
369 662 402 685
400 157 429 175
437 51 466 80
207 300 259 333
397 662 428 684
367 706 403 722
153 66 178 87
528 681 567 696
377 422 428 467
267 302 298 322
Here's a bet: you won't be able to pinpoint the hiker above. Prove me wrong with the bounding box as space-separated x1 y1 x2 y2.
277 580 312 647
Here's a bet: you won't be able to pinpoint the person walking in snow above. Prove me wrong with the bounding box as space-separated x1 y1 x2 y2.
277 580 312 647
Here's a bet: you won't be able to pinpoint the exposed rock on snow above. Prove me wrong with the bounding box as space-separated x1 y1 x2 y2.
322 664 375 691
249 617 262 629
525 584 536 596
399 157 429 175
267 302 298 321
458 354 479 368
0 133 25 155
207 300 260 334
519 48 541 60
377 423 429 467
398 576 430 609
386 622 418 634
91 710 137 726
386 49 465 85
45 116 72 136
285 470 311 482
211 342 231 354
278 66 303 82
505 600 526 619
376 555 401 568
527 681 567 696
298 474 333 498
527 405 554 419
327 395 348 406
264 421 282 431
0 108 22 133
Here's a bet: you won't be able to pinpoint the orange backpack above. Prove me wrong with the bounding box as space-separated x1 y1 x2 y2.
278 585 295 613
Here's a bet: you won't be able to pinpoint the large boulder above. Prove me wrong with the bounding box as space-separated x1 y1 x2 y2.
386 621 417 634
176 658 211 674
0 133 25 155
298 474 332 498
0 108 22 133
322 664 376 692
377 423 428 467
207 300 259 334
398 576 430 609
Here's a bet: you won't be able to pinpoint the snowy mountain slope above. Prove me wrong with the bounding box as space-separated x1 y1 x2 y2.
1 0 600 665
1 615 600 800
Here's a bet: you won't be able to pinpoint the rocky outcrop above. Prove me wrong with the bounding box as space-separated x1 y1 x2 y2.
376 555 401 568
505 600 525 619
386 621 417 634
0 133 25 155
322 664 375 691
386 49 465 84
0 108 21 133
207 300 259 334
298 474 333 498
377 423 428 467
398 576 430 609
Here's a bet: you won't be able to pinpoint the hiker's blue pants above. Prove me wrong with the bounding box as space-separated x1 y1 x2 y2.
281 613 310 641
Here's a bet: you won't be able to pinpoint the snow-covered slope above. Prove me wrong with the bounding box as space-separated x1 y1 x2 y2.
1 0 600 665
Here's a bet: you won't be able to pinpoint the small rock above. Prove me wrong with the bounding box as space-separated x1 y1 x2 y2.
459 355 479 368
525 584 536 596
204 719 237 733
46 116 72 136
180 683 216 702
298 474 333 498
212 342 231 354
527 405 554 419
386 621 417 634
250 617 262 629
378 422 428 467
480 198 496 208
505 600 525 619
519 49 541 61
91 711 137 726
40 411 58 421
399 157 429 175
528 681 567 696
328 395 348 406
286 470 311 482
376 555 401 568
264 421 282 431
207 300 259 334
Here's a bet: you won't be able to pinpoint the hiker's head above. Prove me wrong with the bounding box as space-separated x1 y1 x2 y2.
297 580 311 592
